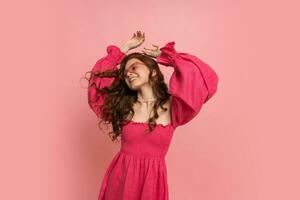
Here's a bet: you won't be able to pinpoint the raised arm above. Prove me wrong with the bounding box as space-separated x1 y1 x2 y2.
156 41 219 129
88 45 126 118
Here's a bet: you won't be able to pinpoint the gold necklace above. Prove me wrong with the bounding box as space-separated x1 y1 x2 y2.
137 98 157 103
137 98 156 113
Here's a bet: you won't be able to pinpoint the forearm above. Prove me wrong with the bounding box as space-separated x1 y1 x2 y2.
120 44 130 54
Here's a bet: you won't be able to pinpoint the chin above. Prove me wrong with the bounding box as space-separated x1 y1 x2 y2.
129 85 140 91
128 82 143 91
127 79 149 91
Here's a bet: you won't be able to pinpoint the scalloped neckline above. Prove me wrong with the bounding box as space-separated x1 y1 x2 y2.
125 119 173 128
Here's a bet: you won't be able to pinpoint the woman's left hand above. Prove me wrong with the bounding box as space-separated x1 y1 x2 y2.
142 44 161 58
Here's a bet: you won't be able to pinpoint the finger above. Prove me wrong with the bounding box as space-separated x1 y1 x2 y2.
142 51 155 58
139 31 143 39
141 50 149 55
143 48 154 51
152 44 159 48
143 49 156 57
142 49 152 54
143 47 155 51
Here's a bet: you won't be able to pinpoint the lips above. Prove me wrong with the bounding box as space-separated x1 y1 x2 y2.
129 77 137 83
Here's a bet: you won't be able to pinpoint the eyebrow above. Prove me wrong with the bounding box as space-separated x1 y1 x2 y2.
126 61 141 70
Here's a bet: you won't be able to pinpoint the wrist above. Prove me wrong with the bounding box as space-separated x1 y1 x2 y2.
120 45 130 54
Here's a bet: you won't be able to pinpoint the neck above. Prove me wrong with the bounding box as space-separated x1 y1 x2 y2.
136 85 157 102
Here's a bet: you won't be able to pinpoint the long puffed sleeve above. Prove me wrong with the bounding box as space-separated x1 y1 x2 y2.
156 41 219 129
88 45 126 118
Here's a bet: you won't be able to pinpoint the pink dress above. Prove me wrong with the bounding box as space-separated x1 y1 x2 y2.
88 41 219 200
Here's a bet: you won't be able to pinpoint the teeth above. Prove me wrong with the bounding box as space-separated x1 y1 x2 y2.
129 78 136 82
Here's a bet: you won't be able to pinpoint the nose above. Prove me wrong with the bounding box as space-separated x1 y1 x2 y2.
125 68 134 78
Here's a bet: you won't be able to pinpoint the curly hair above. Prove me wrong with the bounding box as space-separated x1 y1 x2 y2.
84 52 171 142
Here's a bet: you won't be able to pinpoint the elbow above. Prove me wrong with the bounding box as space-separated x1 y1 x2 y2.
204 73 219 103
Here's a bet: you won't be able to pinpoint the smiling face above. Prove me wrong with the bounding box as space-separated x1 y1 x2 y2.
124 58 156 90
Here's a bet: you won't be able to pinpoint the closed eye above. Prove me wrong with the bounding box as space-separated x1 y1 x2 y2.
125 65 138 76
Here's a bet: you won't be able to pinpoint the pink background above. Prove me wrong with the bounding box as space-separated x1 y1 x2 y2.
1 0 300 199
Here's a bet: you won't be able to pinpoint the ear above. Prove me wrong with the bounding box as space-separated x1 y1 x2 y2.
151 69 157 77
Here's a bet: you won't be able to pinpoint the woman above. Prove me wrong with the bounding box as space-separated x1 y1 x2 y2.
85 31 219 200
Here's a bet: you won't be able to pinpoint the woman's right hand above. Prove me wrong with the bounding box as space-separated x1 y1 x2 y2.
122 31 145 52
